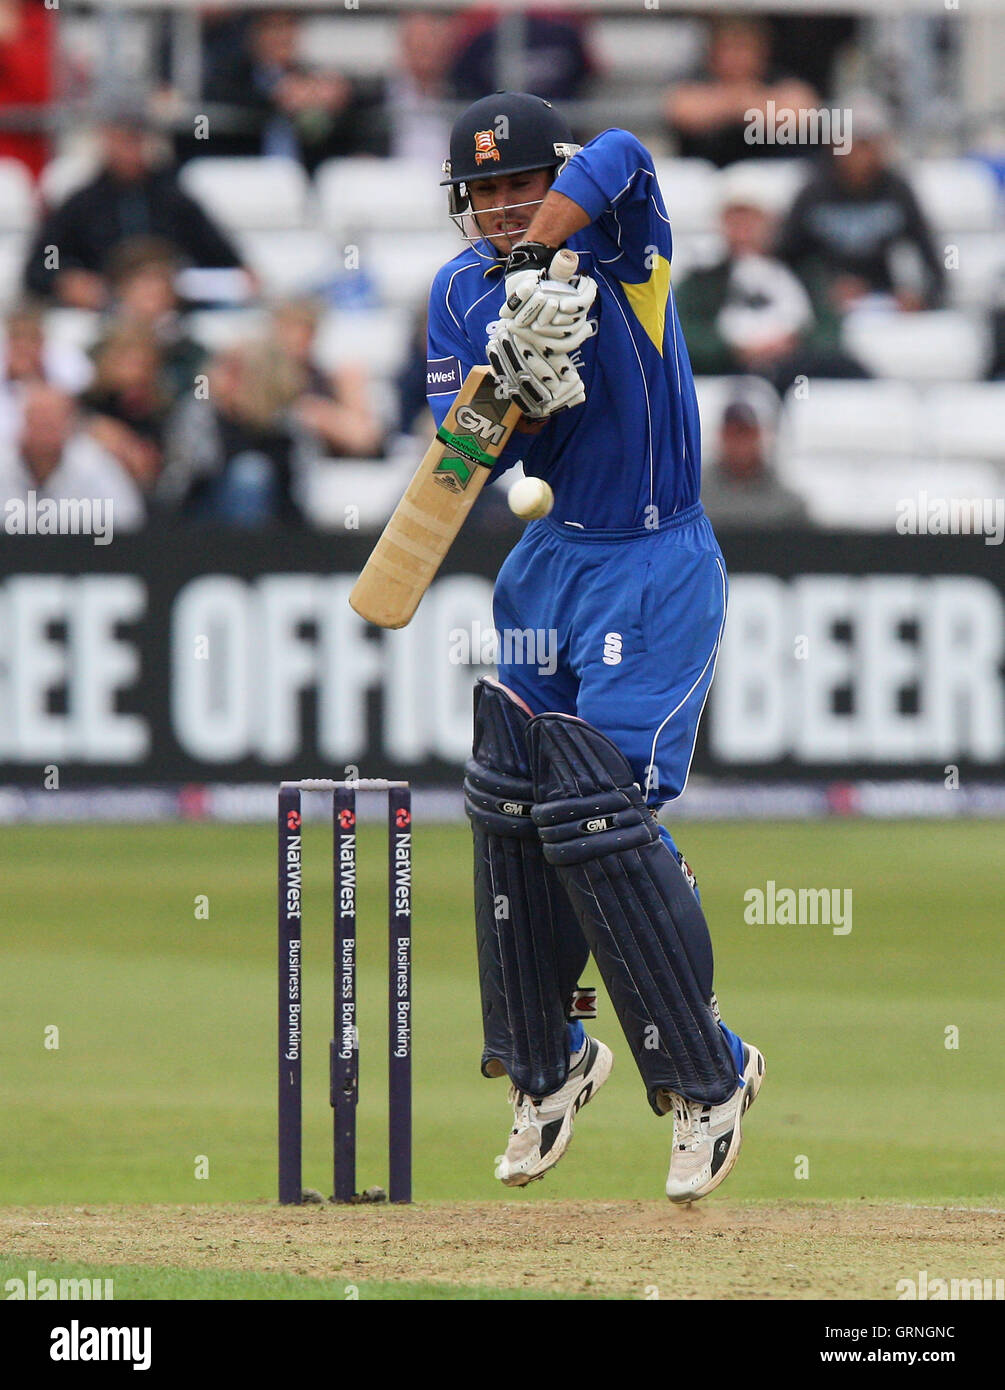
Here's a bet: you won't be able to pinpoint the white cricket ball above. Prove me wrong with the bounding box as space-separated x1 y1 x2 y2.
508 476 554 520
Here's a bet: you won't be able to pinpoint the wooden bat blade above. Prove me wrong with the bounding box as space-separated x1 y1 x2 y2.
349 251 579 629
349 366 522 628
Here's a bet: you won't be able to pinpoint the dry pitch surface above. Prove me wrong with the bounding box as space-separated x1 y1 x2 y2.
3 1202 1001 1300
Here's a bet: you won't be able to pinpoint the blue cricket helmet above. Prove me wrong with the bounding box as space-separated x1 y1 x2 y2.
441 91 580 216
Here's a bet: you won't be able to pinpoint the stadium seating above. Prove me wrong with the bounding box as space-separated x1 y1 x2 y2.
944 232 1005 308
302 439 423 531
908 158 1001 236
841 308 990 381
12 139 1002 536
927 383 1005 464
179 157 312 232
716 157 812 215
315 156 444 245
296 13 396 76
0 159 37 231
593 16 704 83
0 234 28 310
0 162 36 307
42 308 103 357
693 375 782 468
186 308 269 354
235 230 341 299
313 305 411 379
653 159 719 234
293 10 701 129
37 149 100 209
771 378 1005 527
668 230 724 280
775 380 921 463
361 229 464 310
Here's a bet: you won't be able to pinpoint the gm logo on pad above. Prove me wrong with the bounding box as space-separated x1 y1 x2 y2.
583 816 613 833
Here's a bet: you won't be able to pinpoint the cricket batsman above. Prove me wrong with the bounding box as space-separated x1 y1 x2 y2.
428 92 764 1202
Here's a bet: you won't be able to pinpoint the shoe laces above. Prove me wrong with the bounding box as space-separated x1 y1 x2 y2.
508 1086 537 1135
671 1093 700 1151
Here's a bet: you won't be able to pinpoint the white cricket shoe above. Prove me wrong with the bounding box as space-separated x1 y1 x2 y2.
663 1043 765 1203
494 1036 613 1187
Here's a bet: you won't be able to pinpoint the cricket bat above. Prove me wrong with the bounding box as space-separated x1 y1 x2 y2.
349 249 579 629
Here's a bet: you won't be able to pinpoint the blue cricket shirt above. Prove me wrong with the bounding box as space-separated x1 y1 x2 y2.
426 128 703 530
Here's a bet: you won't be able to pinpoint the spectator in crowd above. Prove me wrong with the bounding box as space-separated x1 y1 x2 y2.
156 5 251 95
0 382 145 528
0 0 54 178
22 105 251 308
105 237 206 398
0 302 93 442
665 15 818 167
81 322 171 494
155 7 252 162
378 11 455 163
395 309 432 440
674 166 868 392
775 98 946 314
449 6 595 103
989 291 1005 381
766 13 858 103
268 299 384 459
203 7 383 169
700 392 808 529
156 340 308 524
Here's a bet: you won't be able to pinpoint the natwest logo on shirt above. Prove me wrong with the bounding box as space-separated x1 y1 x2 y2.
426 355 462 394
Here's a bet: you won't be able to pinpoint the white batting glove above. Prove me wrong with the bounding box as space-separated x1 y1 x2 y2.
486 320 586 419
500 268 599 353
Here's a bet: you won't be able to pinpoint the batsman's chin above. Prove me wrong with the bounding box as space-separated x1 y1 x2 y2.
490 231 528 255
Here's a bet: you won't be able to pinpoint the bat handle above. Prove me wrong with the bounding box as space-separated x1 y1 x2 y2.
548 249 579 282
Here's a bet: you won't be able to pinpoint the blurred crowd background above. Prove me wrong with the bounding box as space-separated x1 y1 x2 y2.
0 0 1002 534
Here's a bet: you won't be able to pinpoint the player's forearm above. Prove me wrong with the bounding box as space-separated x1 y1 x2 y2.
521 190 591 249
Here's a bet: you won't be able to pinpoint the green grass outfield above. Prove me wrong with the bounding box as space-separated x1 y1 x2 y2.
0 820 1001 1298
1 817 1005 1295
0 1256 563 1302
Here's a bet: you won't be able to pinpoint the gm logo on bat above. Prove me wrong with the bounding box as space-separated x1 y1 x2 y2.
454 405 508 445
